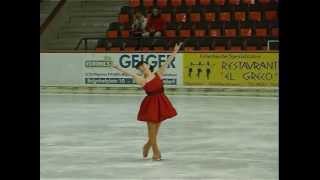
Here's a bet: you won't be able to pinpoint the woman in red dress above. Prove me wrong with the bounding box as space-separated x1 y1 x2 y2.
112 43 183 161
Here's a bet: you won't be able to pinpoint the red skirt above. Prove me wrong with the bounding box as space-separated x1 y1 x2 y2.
137 93 177 123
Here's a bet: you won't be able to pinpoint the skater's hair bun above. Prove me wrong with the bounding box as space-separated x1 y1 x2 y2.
135 61 144 69
135 61 155 72
149 65 155 72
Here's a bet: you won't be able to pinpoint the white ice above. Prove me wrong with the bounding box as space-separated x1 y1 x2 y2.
40 94 278 180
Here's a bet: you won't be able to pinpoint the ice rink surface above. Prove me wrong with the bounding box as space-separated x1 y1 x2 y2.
40 94 278 180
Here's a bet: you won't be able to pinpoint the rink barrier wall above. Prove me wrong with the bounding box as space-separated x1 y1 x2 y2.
183 52 278 86
41 53 183 86
40 85 278 97
40 52 279 96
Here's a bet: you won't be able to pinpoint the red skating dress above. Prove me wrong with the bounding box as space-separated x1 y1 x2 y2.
137 73 177 123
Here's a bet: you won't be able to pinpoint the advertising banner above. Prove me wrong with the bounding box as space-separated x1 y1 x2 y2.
40 53 182 87
182 53 278 86
83 53 182 86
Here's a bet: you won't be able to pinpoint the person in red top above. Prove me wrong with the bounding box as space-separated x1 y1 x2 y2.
142 8 166 37
112 43 183 161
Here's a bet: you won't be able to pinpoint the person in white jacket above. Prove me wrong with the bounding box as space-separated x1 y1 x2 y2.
131 11 147 37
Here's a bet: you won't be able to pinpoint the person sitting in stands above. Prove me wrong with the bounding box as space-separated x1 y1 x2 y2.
143 8 166 37
131 11 148 37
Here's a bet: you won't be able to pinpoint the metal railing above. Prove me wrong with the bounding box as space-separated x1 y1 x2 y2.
75 37 280 51
74 37 167 50
74 37 106 50
40 0 67 35
267 40 280 50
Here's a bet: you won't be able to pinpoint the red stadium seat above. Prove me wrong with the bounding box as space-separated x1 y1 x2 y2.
185 0 196 6
209 22 222 37
248 11 262 21
240 27 252 37
129 0 140 7
171 0 182 7
154 47 165 51
124 47 136 52
230 46 242 51
184 46 195 52
161 13 172 23
271 27 278 37
143 0 154 8
228 0 240 5
204 12 216 22
194 23 208 37
265 10 278 21
195 29 206 37
120 30 130 38
234 11 246 22
245 46 257 50
214 0 226 6
179 29 191 37
224 22 238 37
224 28 237 37
107 31 118 38
176 13 187 22
200 47 210 51
230 46 242 50
242 0 255 5
156 0 168 8
110 47 121 52
209 29 221 37
239 21 253 37
141 47 150 51
118 14 129 24
190 6 202 22
219 12 231 22
257 0 271 5
96 48 106 52
190 13 201 23
200 0 211 6
214 46 226 51
255 28 268 37
165 30 176 37
165 23 178 37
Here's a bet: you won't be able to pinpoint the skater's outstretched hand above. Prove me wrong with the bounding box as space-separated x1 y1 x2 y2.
173 42 183 54
156 42 183 77
111 62 119 68
111 62 145 86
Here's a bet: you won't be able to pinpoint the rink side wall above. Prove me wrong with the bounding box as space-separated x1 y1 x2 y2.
40 52 279 96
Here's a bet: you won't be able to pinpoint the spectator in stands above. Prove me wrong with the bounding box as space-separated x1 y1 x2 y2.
143 8 166 37
131 11 148 37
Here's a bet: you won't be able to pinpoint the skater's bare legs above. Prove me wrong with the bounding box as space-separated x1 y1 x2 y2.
143 122 152 158
149 122 161 159
142 121 161 160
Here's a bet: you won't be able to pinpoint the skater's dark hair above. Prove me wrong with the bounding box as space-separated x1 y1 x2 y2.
135 61 155 72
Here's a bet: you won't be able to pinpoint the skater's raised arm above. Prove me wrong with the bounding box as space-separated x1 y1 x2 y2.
156 42 183 77
112 63 145 86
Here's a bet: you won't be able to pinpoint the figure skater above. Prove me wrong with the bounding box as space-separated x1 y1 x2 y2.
112 42 183 161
